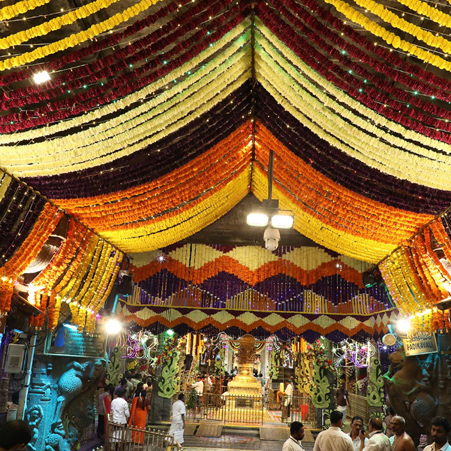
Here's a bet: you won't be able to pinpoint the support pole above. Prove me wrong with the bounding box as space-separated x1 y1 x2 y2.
16 332 37 420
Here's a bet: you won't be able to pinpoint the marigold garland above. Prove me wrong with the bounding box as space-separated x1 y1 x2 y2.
255 50 451 190
0 0 123 50
323 0 451 72
56 125 252 229
351 0 451 54
255 126 432 245
1 58 251 176
252 166 394 262
103 166 251 252
0 0 52 21
0 0 162 70
0 28 250 159
256 22 451 163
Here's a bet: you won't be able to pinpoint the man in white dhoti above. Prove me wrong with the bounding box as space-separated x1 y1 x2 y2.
168 393 186 446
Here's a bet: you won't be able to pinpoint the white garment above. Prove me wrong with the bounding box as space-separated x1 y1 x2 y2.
168 422 184 445
424 443 451 451
169 400 186 445
283 436 305 451
351 434 368 451
98 392 108 415
362 431 391 451
111 397 130 424
313 426 354 451
171 400 186 423
285 383 293 407
337 404 347 421
193 381 204 394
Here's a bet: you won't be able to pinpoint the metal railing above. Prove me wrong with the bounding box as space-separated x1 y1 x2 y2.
184 392 265 424
280 394 316 428
104 421 177 451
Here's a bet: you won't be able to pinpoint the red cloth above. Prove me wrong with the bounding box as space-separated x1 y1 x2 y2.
103 395 112 431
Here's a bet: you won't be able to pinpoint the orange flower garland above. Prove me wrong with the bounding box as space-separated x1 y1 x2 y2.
254 123 433 245
0 204 62 313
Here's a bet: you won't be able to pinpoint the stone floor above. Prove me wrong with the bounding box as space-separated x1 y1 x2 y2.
182 427 315 451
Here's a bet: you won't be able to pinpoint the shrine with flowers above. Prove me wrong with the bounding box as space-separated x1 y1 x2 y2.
1 0 451 448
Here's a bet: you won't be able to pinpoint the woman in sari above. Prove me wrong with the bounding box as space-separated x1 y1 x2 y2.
128 389 150 443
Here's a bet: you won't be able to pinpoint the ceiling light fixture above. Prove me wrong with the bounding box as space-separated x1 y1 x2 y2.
33 70 51 84
246 149 294 251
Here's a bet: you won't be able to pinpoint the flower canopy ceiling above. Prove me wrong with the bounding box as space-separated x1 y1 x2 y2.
2 0 451 266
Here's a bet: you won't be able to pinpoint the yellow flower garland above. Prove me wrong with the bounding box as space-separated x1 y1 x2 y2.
0 0 161 70
0 0 51 21
352 0 451 54
0 0 123 50
0 21 251 145
396 0 451 27
323 0 451 71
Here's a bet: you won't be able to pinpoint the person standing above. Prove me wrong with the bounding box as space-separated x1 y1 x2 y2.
384 408 395 439
283 421 305 451
360 418 390 451
313 410 353 451
335 381 351 421
168 394 186 446
284 380 293 420
423 417 451 451
192 376 204 413
110 389 130 444
389 416 415 451
350 416 368 451
111 388 130 424
97 386 110 438
129 389 150 444
102 384 115 435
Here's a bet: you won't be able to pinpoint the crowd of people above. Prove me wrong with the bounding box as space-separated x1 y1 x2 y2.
283 411 451 451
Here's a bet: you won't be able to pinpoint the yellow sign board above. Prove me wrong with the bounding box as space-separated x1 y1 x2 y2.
403 334 438 356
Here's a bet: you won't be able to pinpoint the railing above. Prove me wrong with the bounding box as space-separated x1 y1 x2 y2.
184 392 265 424
104 421 177 451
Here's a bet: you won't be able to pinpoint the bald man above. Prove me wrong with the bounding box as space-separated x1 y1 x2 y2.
359 417 390 451
389 416 415 451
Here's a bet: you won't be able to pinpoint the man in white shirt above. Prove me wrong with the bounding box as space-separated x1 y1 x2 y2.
284 380 294 419
313 410 353 451
168 394 186 446
192 376 204 412
110 389 130 443
283 421 305 451
350 416 368 451
359 417 390 451
424 417 451 451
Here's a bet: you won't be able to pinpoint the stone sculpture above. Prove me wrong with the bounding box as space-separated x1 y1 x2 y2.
383 348 437 444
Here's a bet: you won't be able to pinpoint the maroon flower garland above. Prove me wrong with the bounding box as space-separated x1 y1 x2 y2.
0 11 248 132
